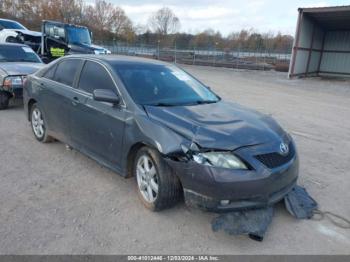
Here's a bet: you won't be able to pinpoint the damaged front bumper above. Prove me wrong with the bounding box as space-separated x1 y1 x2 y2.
1 84 23 99
165 143 299 212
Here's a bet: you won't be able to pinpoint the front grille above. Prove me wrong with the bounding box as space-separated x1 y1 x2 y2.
255 143 295 169
12 87 23 98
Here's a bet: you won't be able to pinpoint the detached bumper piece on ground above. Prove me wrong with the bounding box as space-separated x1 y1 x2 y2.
211 185 318 241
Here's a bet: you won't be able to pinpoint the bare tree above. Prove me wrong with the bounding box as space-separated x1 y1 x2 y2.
149 7 180 35
113 6 133 36
83 0 134 39
84 0 116 32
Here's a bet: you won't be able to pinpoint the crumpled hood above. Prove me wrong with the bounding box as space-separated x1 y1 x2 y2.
144 101 286 151
0 62 44 75
14 29 42 37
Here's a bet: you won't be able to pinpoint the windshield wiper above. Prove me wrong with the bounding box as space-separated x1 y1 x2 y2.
144 100 218 107
144 102 179 107
193 100 218 105
13 59 35 63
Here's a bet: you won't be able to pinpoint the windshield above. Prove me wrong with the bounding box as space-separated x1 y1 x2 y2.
113 63 220 106
0 45 41 63
0 20 26 30
66 26 91 45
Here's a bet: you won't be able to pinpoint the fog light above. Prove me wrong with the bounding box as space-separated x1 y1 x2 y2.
220 200 230 206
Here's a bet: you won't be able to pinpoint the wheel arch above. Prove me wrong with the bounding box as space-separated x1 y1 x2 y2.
125 141 184 189
27 98 37 121
126 142 152 178
4 31 19 42
0 30 17 42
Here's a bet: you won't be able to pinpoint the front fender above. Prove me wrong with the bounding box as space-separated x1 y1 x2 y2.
0 30 18 42
120 112 189 174
128 113 187 155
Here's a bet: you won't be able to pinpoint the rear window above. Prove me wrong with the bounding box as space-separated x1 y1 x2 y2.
53 59 81 87
0 45 41 63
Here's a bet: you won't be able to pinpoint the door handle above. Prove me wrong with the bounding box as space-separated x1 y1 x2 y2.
72 96 80 106
39 82 44 90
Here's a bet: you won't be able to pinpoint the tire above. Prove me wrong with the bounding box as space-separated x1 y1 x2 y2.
0 91 9 110
134 146 182 211
30 103 53 143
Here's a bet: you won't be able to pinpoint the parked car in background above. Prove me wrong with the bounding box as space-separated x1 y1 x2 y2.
23 55 298 212
0 43 43 109
0 19 111 63
0 18 41 52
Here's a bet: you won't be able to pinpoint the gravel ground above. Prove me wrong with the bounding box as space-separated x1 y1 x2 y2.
0 66 349 254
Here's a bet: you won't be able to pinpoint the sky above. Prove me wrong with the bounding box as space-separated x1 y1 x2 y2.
91 0 350 36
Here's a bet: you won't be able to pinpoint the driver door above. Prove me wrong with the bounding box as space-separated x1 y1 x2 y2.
70 60 126 167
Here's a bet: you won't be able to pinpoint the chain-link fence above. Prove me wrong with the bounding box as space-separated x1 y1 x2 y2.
98 41 291 72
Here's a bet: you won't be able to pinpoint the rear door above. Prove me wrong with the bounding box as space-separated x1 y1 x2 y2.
39 58 83 143
70 60 126 167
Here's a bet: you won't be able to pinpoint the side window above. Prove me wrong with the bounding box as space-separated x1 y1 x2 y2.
46 24 65 40
42 64 57 80
45 24 54 36
53 59 81 86
78 61 116 94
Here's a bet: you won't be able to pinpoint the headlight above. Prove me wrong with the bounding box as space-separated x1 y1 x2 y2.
19 36 25 42
193 152 248 170
3 76 23 90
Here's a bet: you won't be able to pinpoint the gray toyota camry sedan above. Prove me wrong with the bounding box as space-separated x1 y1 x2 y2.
24 55 298 212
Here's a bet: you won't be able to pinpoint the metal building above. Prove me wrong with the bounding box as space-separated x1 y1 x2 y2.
289 5 350 78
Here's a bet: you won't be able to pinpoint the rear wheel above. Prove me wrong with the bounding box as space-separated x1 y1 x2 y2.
0 91 9 110
30 103 53 143
134 147 182 211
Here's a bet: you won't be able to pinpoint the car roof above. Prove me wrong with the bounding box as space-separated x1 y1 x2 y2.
0 43 31 48
0 18 17 22
43 20 88 29
65 54 171 67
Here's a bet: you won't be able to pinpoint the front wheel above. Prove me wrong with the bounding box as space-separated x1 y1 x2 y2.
30 103 53 143
0 91 9 110
134 147 182 211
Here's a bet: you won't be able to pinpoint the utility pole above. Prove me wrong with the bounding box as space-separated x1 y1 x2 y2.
157 40 160 60
214 42 218 66
193 46 196 65
174 40 177 64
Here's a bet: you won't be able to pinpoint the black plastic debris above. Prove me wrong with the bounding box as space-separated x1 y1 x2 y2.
211 185 320 241
284 185 318 219
211 207 274 242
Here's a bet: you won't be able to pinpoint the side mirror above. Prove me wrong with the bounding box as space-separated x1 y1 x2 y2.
93 89 120 104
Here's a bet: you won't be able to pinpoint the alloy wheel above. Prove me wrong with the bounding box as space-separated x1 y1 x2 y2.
31 107 45 139
136 155 159 203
